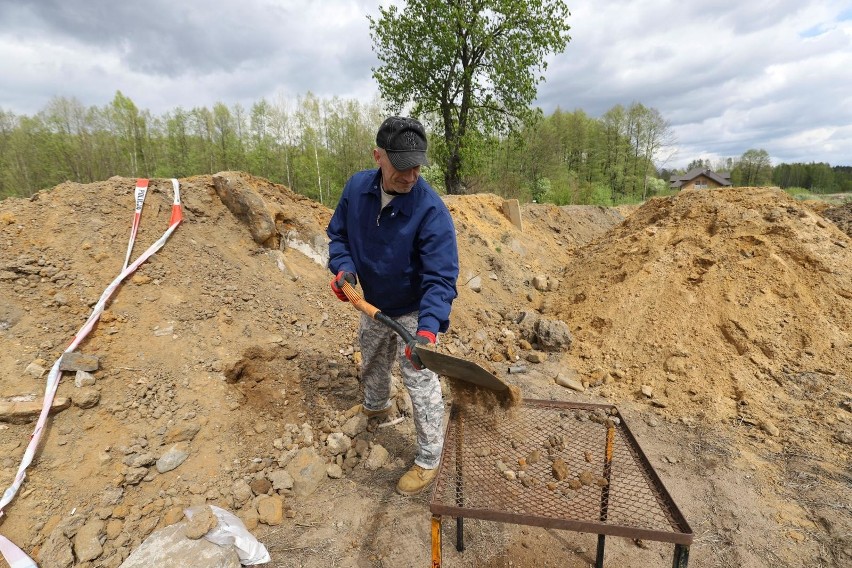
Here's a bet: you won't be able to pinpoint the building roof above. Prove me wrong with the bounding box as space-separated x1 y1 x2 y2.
670 168 732 188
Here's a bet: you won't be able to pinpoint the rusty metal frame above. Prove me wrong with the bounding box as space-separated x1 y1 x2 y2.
429 399 693 567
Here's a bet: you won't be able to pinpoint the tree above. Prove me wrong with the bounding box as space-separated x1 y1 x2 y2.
732 148 772 186
369 0 571 194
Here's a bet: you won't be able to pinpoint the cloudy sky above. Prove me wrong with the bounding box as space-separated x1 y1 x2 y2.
0 0 850 169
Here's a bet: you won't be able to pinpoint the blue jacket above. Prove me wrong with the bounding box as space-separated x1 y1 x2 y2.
327 169 459 335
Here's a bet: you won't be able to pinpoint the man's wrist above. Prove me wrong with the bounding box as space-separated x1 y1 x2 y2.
416 330 436 343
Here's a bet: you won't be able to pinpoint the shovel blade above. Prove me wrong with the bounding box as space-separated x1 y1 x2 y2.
416 347 509 392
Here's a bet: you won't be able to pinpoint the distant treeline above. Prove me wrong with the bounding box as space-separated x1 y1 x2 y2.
1 92 849 204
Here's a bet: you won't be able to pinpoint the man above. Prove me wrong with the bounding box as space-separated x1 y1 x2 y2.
326 116 459 496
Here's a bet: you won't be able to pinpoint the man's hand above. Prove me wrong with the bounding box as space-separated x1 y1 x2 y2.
330 271 357 301
405 330 436 370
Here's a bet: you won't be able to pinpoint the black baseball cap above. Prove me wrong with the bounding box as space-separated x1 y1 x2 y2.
376 116 430 171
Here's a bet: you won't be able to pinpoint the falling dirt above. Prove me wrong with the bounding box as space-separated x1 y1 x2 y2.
0 174 850 568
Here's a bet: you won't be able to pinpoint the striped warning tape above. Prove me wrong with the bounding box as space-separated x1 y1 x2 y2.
0 179 184 567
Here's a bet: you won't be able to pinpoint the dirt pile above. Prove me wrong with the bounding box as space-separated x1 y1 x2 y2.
547 187 851 433
822 202 852 238
0 176 850 568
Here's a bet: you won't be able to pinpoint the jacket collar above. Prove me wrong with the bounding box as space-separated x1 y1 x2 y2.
362 168 418 217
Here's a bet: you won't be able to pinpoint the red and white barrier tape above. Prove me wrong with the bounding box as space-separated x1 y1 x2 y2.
0 179 183 568
123 178 149 271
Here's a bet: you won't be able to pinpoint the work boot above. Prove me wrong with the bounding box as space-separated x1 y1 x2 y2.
396 464 439 496
347 402 392 419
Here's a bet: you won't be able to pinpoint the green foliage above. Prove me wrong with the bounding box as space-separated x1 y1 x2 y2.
2 92 849 208
783 186 811 197
731 148 772 186
0 94 381 205
369 0 571 194
473 102 675 206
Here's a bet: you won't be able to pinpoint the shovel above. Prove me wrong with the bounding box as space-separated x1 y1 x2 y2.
341 281 509 392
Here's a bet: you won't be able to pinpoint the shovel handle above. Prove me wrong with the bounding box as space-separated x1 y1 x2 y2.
341 281 415 343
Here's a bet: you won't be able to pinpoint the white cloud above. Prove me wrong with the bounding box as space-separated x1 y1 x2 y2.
0 0 849 168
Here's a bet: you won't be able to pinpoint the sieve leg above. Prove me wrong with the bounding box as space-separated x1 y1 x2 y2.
595 534 606 568
431 515 442 567
672 544 690 567
455 407 465 552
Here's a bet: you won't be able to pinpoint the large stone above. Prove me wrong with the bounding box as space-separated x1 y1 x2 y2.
0 396 71 424
284 447 327 497
555 372 585 392
156 444 190 473
59 352 99 372
213 172 279 248
534 318 573 351
118 523 240 568
501 198 523 230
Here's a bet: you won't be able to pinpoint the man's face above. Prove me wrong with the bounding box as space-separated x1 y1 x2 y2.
374 148 421 193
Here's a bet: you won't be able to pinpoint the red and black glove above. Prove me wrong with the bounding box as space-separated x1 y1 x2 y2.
405 330 436 370
330 271 357 301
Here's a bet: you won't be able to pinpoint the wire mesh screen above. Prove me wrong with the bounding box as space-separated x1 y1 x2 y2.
429 399 693 545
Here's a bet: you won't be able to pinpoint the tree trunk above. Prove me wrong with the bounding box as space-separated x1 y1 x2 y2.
445 151 463 194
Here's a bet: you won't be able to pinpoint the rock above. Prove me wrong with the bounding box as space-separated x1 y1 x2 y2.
156 444 190 473
578 471 595 486
73 518 105 562
467 275 482 293
341 413 367 437
231 480 253 508
106 518 124 539
641 385 654 398
363 444 389 471
532 275 548 291
555 373 585 392
525 351 547 363
124 467 148 486
153 325 174 337
213 173 279 248
325 432 352 455
72 387 100 409
249 477 272 496
327 463 344 479
284 447 327 497
256 495 284 526
162 507 185 527
552 459 570 481
118 522 240 568
268 469 294 492
761 419 781 437
0 396 71 424
162 422 202 444
240 509 260 531
74 370 96 387
534 318 573 351
59 352 99 372
183 506 217 539
39 524 76 568
25 360 48 378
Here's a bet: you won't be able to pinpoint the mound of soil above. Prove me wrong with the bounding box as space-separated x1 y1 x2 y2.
1 177 849 568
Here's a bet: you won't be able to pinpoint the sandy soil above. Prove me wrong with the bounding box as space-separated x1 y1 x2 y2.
0 174 850 568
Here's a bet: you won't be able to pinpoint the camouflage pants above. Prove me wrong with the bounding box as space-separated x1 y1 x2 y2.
359 311 444 469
